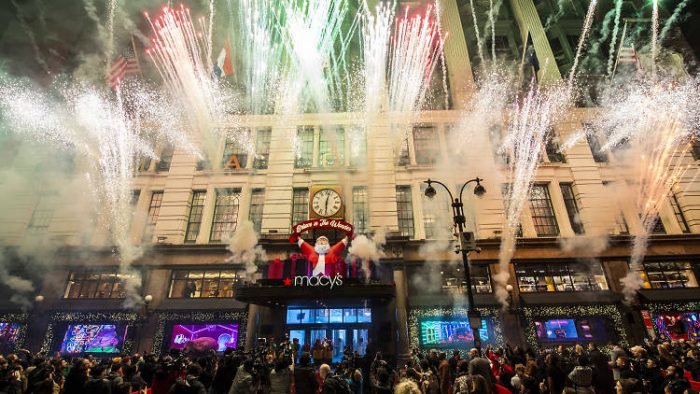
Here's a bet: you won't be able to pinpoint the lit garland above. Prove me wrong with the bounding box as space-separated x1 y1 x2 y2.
151 310 248 356
40 311 139 355
641 301 700 338
408 307 503 354
522 305 628 354
0 312 28 353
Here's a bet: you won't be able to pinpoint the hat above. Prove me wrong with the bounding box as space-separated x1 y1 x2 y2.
316 236 329 242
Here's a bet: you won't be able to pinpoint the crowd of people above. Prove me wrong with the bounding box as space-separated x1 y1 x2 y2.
0 338 698 394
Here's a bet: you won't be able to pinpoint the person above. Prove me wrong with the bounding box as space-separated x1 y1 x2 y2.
228 359 255 394
85 364 113 394
169 363 206 394
291 338 300 363
347 368 363 394
544 354 566 394
210 349 239 394
32 365 60 394
292 234 349 277
454 360 489 394
63 358 90 394
663 365 690 394
469 348 494 393
615 378 644 394
642 358 665 394
268 357 291 394
320 364 353 394
294 353 319 394
449 351 461 381
437 352 451 394
394 380 421 394
615 357 638 380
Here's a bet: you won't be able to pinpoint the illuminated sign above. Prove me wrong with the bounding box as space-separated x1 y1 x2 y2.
291 219 353 237
282 273 344 289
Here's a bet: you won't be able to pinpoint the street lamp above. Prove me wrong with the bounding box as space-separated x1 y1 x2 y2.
423 177 486 354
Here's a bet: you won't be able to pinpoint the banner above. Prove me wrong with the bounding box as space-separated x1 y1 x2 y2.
291 218 353 237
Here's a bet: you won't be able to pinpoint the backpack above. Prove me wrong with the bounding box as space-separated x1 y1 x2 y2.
323 375 352 394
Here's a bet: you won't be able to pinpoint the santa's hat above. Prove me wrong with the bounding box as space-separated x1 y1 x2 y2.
316 236 329 243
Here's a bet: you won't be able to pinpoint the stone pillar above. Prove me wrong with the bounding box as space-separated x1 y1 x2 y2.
437 0 476 108
509 0 562 84
393 265 410 363
245 303 259 352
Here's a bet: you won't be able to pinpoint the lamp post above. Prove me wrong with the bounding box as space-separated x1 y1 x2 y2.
423 177 486 354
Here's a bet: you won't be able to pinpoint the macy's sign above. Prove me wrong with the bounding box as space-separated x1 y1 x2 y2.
283 273 344 289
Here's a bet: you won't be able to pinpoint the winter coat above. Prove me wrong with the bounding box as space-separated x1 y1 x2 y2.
269 367 291 394
294 366 319 394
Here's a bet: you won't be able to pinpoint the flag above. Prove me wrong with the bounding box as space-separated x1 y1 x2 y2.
214 44 234 80
107 44 141 90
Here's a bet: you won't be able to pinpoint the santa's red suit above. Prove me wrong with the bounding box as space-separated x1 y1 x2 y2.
297 237 348 277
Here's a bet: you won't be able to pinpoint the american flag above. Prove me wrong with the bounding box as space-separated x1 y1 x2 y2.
107 46 141 90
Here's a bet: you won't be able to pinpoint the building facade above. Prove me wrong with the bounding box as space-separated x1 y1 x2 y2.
0 0 698 362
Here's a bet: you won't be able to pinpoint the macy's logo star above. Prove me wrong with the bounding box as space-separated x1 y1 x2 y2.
282 277 292 286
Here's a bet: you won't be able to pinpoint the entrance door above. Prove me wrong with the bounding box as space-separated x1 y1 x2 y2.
352 329 368 356
331 329 347 362
289 329 305 361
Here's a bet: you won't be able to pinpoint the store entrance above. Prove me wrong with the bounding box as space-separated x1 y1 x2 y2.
289 328 368 363
286 306 372 364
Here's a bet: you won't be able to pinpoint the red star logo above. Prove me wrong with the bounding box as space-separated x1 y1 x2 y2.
282 277 292 287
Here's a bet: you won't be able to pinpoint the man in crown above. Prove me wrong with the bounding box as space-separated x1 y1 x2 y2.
290 234 348 277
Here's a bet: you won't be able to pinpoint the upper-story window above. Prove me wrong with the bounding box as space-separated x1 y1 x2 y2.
560 183 584 234
348 127 367 168
286 308 372 324
64 270 137 299
222 129 250 170
421 183 450 239
249 189 265 233
143 191 163 243
210 188 241 242
185 191 207 243
413 125 439 166
585 130 608 163
295 126 314 168
319 127 345 167
668 192 690 233
602 181 629 234
168 269 240 298
691 139 700 160
501 184 523 237
291 188 309 227
516 262 609 292
636 262 698 289
253 128 272 169
352 186 369 235
27 195 56 236
441 264 492 294
544 128 565 163
529 184 559 236
156 143 174 172
396 185 415 238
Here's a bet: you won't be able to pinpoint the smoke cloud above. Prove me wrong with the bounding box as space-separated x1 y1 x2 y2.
226 221 267 278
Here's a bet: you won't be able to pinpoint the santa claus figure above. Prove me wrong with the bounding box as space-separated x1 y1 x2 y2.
292 235 348 277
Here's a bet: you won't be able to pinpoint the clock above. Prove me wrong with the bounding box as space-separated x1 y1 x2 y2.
311 188 343 218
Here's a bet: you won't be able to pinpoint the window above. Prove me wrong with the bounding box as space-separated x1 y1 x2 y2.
421 183 450 239
636 262 698 289
352 187 369 234
396 186 415 238
143 191 163 242
398 137 410 166
501 184 523 237
64 271 137 299
185 191 207 243
249 189 265 233
168 270 240 298
253 128 272 169
516 262 609 292
222 131 250 169
602 181 629 234
286 308 372 324
586 131 607 163
545 128 565 163
137 156 152 172
413 125 438 165
156 144 174 171
651 218 666 234
669 192 690 233
319 127 345 167
27 196 55 235
560 183 584 234
348 127 367 167
295 126 314 168
210 188 241 242
691 139 700 160
529 184 559 236
440 264 492 294
291 188 309 227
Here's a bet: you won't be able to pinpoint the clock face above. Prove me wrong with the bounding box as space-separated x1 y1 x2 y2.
312 189 342 217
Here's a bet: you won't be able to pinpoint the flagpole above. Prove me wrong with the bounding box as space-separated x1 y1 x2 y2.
130 34 143 77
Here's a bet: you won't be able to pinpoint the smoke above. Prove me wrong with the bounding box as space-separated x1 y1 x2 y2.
558 234 609 256
658 0 691 44
9 0 50 75
348 229 387 281
226 221 267 278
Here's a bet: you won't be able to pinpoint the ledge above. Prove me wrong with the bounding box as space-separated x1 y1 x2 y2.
519 291 621 305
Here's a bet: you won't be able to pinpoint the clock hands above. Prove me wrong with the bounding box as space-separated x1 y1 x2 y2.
324 195 329 214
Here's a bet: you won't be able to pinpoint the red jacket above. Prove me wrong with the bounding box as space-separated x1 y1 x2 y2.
298 238 347 276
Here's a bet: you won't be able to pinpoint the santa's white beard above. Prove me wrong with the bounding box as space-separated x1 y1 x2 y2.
315 244 330 254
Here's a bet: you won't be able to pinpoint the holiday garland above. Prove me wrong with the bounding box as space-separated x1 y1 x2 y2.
151 310 248 356
521 304 628 353
408 307 503 355
40 311 139 355
0 312 28 353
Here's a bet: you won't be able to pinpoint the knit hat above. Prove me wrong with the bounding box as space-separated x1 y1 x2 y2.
568 366 593 387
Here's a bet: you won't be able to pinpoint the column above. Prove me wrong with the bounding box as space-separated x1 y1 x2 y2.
509 0 562 84
245 303 259 352
438 0 476 108
393 265 410 362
